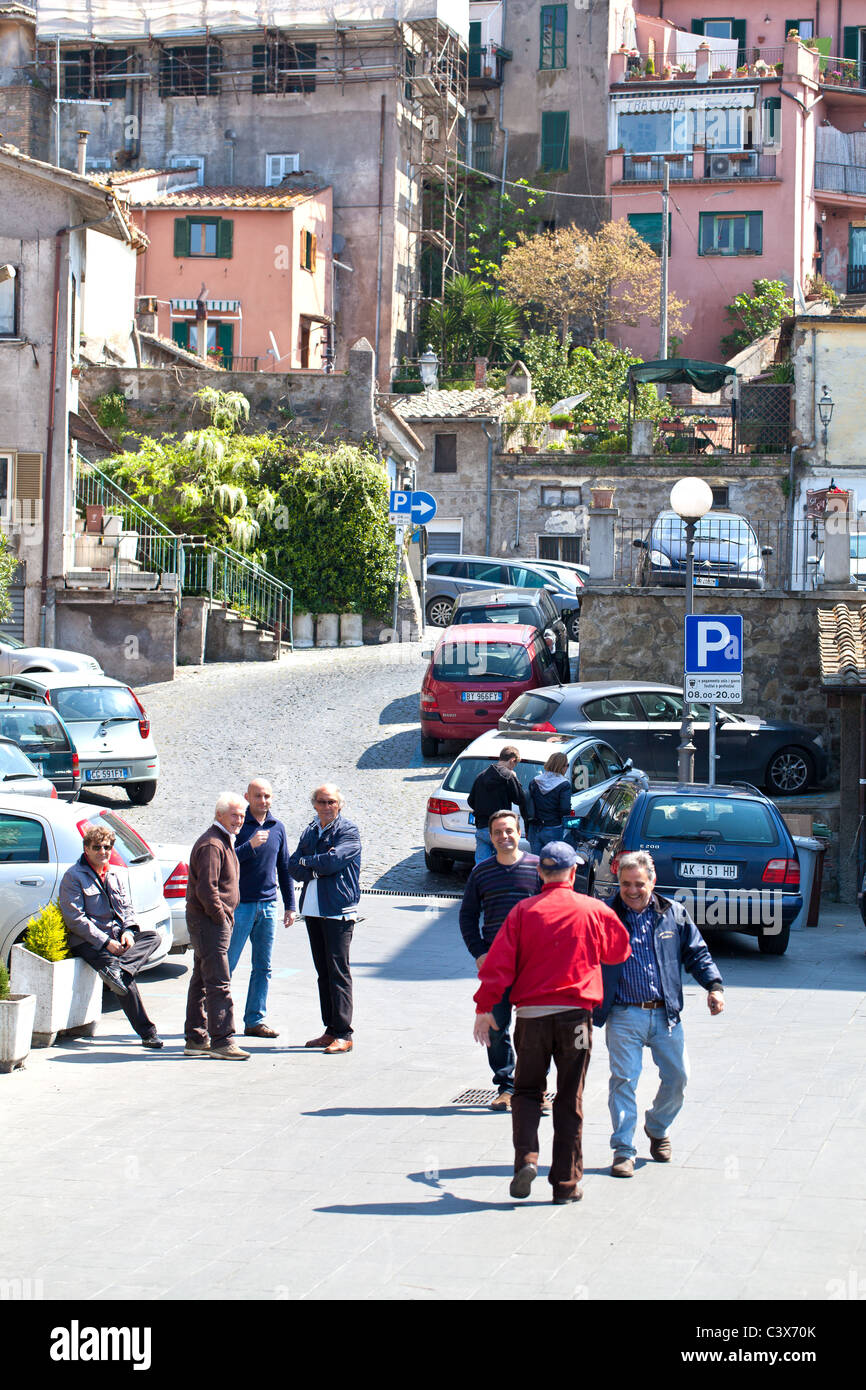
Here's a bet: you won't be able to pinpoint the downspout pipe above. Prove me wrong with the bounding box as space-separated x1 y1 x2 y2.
41 211 116 645
482 424 494 551
374 94 386 382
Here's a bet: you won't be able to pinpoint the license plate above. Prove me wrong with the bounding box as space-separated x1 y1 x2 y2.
694 577 719 587
467 812 475 826
678 862 737 879
461 691 502 702
85 767 130 781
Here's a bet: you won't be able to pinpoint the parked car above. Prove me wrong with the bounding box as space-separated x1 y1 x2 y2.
420 622 561 757
0 673 159 804
563 771 802 954
425 552 582 639
498 680 828 796
0 698 81 800
449 588 569 677
813 534 866 588
0 632 102 676
532 559 589 587
423 728 635 873
152 843 190 951
634 511 773 590
0 793 172 968
0 736 58 798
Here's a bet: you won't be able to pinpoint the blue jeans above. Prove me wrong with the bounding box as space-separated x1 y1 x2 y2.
528 824 563 857
605 1005 689 1159
474 826 496 865
228 899 278 1028
489 987 515 1093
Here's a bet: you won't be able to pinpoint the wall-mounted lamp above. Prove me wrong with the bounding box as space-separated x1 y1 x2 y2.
818 387 834 429
418 344 439 391
821 209 827 222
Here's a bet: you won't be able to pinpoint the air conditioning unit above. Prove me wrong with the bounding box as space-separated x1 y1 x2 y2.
709 152 758 178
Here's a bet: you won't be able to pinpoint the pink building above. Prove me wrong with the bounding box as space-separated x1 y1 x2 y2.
117 170 332 370
606 5 866 361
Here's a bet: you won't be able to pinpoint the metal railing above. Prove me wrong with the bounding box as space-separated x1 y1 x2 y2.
619 47 785 78
622 154 694 181
848 266 866 293
74 459 182 590
620 151 776 182
818 56 866 89
610 518 824 592
179 539 293 650
816 161 866 197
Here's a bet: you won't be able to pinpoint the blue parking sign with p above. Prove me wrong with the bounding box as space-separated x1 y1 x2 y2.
684 615 743 674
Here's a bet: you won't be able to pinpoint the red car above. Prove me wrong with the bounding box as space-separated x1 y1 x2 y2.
420 623 561 757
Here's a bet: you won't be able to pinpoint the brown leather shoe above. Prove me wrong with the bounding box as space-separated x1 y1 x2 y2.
645 1125 672 1161
305 1033 335 1048
244 1023 279 1038
611 1155 635 1178
322 1038 353 1054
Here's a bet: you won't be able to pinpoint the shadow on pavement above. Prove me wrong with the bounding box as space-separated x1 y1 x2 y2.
365 848 469 894
378 693 419 725
355 730 419 770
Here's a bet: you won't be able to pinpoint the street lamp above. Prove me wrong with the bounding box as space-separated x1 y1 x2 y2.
671 476 714 784
418 344 439 393
818 385 834 466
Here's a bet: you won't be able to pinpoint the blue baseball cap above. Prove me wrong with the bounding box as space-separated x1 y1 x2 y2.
539 840 585 870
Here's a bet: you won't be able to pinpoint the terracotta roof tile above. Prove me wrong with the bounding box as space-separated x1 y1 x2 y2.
129 185 326 209
817 603 866 685
390 387 505 420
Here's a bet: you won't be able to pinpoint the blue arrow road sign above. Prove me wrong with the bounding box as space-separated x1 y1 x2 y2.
410 490 437 524
684 614 743 674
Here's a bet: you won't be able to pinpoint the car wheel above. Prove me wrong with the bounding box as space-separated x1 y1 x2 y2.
420 735 440 758
765 747 813 797
426 597 454 627
425 849 453 874
567 611 580 643
126 780 157 805
758 920 790 956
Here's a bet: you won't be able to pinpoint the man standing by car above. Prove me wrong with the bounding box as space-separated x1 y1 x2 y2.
228 777 296 1040
59 822 164 1049
467 746 531 864
288 784 361 1054
459 810 541 1110
185 792 248 1061
474 842 631 1204
597 851 725 1178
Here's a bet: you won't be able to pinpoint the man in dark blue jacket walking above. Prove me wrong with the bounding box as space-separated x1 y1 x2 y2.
227 778 296 1039
288 783 361 1054
596 850 725 1178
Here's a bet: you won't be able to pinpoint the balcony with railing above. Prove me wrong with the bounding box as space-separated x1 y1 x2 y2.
468 43 508 87
815 160 866 198
618 150 777 184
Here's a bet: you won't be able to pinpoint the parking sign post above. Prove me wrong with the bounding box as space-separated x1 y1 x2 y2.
684 614 744 785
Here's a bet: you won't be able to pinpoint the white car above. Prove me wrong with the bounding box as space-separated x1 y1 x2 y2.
152 842 191 951
0 672 159 804
0 792 172 968
0 633 102 676
423 728 634 873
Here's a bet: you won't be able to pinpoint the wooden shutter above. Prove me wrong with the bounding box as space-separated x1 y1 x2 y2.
309 232 317 271
468 20 482 78
216 321 234 366
14 453 42 526
216 218 233 258
173 217 190 257
172 321 190 349
540 111 569 171
628 212 669 254
691 19 705 35
732 19 746 67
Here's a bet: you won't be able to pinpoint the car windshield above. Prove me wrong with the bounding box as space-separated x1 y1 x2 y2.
454 606 540 627
0 633 25 650
52 686 139 723
641 796 777 844
0 741 38 777
651 513 757 561
432 641 532 682
0 709 68 752
442 756 543 794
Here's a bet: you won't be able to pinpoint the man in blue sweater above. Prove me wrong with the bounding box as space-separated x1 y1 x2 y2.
459 809 542 1109
227 778 296 1039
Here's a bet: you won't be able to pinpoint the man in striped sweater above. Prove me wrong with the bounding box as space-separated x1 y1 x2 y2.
458 809 541 1110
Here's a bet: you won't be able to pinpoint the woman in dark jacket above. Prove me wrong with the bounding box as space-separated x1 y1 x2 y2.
527 752 572 856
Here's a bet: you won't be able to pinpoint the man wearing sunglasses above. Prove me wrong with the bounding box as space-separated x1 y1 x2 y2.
59 822 163 1049
288 783 361 1054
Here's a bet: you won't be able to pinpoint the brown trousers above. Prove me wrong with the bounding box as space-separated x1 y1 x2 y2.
185 916 235 1048
512 1009 593 1200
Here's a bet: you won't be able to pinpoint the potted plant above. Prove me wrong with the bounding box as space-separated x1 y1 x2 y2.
0 960 36 1074
774 61 784 74
696 416 718 431
590 486 615 508
714 65 732 79
676 62 695 79
842 60 857 85
9 903 101 1048
806 274 840 306
549 414 572 430
662 64 672 80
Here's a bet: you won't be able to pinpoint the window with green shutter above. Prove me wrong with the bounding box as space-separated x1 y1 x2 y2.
628 213 670 255
698 211 763 256
540 7 567 70
540 111 569 171
468 20 482 80
172 321 190 349
173 216 233 258
691 17 746 67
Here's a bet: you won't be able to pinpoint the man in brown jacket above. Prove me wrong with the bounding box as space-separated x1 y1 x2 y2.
184 792 248 1060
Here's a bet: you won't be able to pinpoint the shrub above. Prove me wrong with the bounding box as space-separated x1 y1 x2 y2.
0 960 10 1000
23 903 68 962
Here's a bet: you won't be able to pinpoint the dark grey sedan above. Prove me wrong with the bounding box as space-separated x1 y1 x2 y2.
498 681 828 796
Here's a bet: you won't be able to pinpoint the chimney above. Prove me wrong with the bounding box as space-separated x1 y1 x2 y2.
195 284 209 362
76 129 89 176
135 295 158 336
474 356 488 388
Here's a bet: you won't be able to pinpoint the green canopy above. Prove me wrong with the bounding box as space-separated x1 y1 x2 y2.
627 358 736 394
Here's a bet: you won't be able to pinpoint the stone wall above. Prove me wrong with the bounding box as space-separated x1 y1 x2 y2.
54 591 178 686
79 338 377 447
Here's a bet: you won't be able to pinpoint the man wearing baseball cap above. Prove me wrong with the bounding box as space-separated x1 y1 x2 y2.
474 841 631 1205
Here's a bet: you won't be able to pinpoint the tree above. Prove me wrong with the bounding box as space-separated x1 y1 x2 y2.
497 220 687 345
720 278 793 358
0 533 17 625
519 334 667 423
419 274 521 370
464 178 543 288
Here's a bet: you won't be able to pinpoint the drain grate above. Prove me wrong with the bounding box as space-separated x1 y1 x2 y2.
451 1088 556 1106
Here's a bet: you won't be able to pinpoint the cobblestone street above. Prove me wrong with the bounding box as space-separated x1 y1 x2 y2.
79 638 467 895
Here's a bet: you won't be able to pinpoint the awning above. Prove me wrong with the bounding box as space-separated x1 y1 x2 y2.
628 358 735 394
611 86 756 114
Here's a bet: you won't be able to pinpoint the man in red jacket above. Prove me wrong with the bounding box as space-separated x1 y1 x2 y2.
474 841 631 1205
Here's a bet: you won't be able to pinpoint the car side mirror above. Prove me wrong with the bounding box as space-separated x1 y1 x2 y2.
760 546 774 557
618 758 633 772
421 650 433 660
632 538 648 550
564 816 584 830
